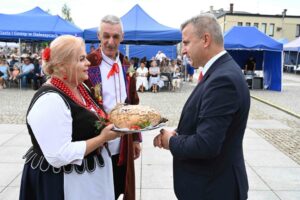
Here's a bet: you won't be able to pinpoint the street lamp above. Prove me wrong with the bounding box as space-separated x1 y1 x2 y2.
282 9 287 38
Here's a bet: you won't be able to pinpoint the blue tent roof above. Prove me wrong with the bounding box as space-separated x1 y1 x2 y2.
84 4 181 45
224 26 283 51
277 38 289 44
18 7 51 16
224 26 283 91
0 7 83 42
284 37 300 52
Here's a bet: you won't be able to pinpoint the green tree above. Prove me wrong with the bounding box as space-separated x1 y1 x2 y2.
61 3 73 23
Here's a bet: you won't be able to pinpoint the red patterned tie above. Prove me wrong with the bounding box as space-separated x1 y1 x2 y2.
107 63 119 79
198 71 203 82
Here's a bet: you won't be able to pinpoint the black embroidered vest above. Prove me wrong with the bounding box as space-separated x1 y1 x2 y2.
23 85 106 174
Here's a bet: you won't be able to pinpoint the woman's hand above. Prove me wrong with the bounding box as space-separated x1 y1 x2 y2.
99 124 124 143
85 124 124 156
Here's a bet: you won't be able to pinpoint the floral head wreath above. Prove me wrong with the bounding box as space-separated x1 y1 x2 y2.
42 47 51 62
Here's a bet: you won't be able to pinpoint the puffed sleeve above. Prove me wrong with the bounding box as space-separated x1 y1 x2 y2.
27 92 86 168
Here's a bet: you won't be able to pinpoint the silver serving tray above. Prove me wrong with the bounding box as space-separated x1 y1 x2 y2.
112 122 166 134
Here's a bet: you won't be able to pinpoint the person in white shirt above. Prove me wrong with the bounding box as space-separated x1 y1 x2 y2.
85 15 141 200
136 60 149 92
17 57 34 88
155 50 167 62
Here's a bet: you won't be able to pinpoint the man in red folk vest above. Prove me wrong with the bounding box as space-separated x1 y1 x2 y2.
85 15 141 200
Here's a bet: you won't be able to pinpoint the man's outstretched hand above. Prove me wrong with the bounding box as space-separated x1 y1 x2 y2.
153 129 176 150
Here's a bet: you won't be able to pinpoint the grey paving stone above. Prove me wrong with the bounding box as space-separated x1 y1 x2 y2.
142 147 172 165
275 191 300 200
0 147 28 163
0 164 23 187
245 149 299 167
248 191 280 200
9 173 21 187
140 189 177 200
253 167 300 190
247 120 291 129
141 165 173 189
246 165 269 190
135 160 141 189
0 124 26 135
0 186 19 200
244 137 278 151
244 129 261 138
2 134 31 147
0 134 17 146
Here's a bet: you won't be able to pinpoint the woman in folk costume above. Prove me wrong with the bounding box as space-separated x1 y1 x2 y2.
84 15 142 200
19 35 122 200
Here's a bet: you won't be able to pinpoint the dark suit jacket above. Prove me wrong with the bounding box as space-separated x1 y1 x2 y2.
169 53 250 200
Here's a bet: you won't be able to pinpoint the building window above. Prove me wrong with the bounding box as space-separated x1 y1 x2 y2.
296 24 300 37
269 23 275 36
246 22 251 26
237 22 243 26
254 23 259 28
261 23 267 33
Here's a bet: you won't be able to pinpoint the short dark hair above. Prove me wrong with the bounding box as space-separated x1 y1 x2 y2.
181 13 223 46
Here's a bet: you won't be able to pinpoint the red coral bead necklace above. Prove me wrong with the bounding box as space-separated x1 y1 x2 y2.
50 76 107 120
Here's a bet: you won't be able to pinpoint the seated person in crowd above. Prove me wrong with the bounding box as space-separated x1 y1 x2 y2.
33 57 46 90
123 56 130 69
244 56 256 75
186 62 194 82
160 59 173 87
9 54 18 72
155 50 167 62
9 64 20 81
149 60 163 93
127 58 136 77
172 67 182 92
17 56 35 88
136 60 149 92
0 59 9 89
170 59 180 72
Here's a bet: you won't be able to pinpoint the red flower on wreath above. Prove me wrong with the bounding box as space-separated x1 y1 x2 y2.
42 47 51 61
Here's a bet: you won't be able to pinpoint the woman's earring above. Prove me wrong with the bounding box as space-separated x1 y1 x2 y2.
63 74 67 80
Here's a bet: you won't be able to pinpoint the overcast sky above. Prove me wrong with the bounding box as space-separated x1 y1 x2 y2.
0 0 299 29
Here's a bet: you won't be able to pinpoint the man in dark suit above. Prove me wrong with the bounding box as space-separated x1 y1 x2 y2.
154 13 250 200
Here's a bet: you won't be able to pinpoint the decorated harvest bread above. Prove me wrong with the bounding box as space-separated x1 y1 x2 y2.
109 104 166 129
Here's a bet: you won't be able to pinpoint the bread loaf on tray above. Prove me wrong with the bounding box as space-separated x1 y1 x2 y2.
109 104 163 129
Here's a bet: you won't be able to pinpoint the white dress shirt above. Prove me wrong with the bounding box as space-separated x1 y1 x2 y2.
100 51 127 155
202 50 227 76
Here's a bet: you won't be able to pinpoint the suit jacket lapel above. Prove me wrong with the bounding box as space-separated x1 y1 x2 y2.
200 52 232 83
177 53 233 129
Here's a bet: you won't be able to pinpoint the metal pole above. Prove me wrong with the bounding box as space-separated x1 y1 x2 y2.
296 52 299 73
125 44 129 58
281 9 287 38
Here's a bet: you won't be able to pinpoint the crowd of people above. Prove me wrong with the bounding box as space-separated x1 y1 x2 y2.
0 53 46 90
132 54 186 92
0 49 192 92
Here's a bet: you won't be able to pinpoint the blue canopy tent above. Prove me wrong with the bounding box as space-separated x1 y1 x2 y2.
84 4 181 45
119 44 177 60
224 26 283 91
277 38 289 44
83 4 181 59
284 37 300 67
0 7 83 42
86 43 177 60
